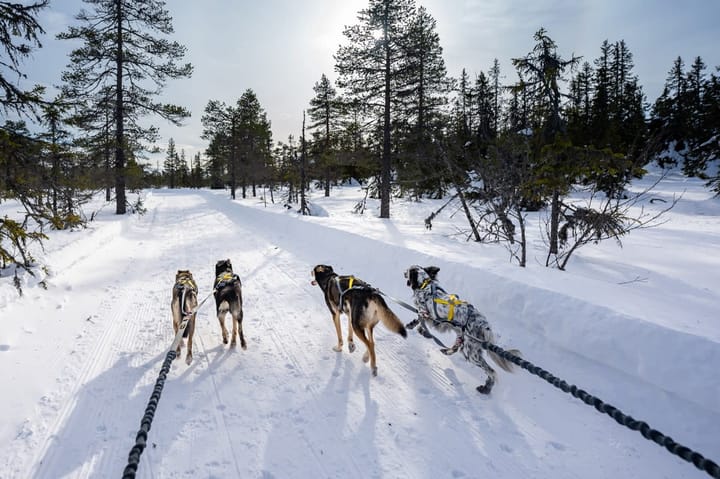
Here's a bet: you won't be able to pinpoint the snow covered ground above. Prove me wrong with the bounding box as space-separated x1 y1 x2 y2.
0 171 718 478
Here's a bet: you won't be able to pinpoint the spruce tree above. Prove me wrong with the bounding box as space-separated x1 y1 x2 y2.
398 5 450 197
307 73 340 196
59 0 192 214
163 137 178 188
335 0 416 218
511 28 579 259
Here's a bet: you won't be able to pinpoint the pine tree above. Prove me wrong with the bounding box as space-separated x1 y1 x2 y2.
59 0 192 214
567 61 594 146
511 28 580 259
307 73 340 196
650 57 689 166
236 89 272 198
190 152 204 188
202 90 272 199
702 66 720 194
398 5 450 197
164 137 178 188
335 0 416 218
590 40 612 147
0 1 47 116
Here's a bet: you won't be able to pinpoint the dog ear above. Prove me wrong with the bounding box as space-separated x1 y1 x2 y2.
425 266 440 279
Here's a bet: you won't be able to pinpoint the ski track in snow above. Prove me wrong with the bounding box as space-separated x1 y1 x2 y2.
0 189 716 478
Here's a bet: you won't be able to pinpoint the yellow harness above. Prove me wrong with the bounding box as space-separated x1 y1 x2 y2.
176 275 197 292
216 272 234 284
433 294 465 321
421 278 465 321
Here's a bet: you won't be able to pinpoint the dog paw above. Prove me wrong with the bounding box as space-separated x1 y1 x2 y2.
440 347 456 356
332 345 342 352
185 355 193 365
241 341 247 350
348 342 356 353
230 340 237 348
371 367 378 377
418 326 432 338
476 385 491 394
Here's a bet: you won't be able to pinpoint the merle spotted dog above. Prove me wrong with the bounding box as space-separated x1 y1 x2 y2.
213 259 246 349
404 265 520 394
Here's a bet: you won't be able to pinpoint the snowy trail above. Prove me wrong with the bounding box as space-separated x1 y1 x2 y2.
0 189 717 478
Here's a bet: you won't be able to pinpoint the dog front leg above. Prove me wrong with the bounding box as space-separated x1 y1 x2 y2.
330 311 343 352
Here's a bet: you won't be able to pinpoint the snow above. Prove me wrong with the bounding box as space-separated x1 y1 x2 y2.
0 172 718 478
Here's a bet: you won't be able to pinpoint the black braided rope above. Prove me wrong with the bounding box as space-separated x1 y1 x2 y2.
121 349 177 479
481 341 720 479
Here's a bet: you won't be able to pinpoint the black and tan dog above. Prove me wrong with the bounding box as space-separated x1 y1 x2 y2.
172 270 199 365
311 264 407 376
213 259 246 349
405 265 520 394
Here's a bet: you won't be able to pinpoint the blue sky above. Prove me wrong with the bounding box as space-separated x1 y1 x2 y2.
15 0 720 164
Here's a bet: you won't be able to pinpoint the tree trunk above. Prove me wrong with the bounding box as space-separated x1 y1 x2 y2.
549 189 560 255
300 112 308 215
516 205 527 267
114 0 126 214
380 3 391 219
230 118 237 200
457 186 481 242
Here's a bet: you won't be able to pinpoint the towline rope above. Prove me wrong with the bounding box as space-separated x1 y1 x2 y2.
121 289 214 478
474 337 720 479
385 290 719 478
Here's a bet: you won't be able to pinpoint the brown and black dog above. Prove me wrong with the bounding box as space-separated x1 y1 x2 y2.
311 264 407 376
213 259 246 349
172 270 198 365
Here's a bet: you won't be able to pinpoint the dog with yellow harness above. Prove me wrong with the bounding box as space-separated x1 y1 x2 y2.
213 259 246 349
311 264 407 376
404 265 520 394
172 269 199 365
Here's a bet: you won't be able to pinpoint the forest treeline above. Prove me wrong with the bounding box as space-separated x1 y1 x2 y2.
1 1 719 277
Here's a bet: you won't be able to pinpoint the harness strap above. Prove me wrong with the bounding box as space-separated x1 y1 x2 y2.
176 276 198 293
214 272 239 289
433 294 465 321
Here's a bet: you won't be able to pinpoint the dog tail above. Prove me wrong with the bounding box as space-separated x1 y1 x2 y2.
374 295 407 338
479 323 519 373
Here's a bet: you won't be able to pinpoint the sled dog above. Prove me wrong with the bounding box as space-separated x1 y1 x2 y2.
172 269 199 365
311 264 407 376
404 265 520 394
213 259 246 349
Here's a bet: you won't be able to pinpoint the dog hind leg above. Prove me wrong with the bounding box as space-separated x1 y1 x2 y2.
355 325 377 376
466 346 496 394
185 315 195 365
217 301 229 344
229 300 246 349
346 312 356 353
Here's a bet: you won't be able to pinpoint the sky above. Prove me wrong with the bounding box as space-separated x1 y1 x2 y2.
15 0 720 166
0 169 718 477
